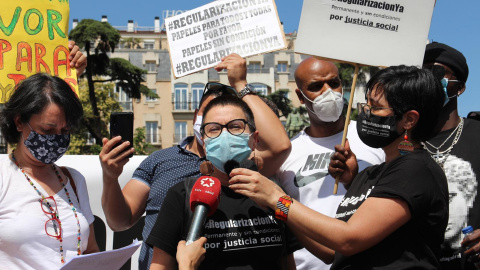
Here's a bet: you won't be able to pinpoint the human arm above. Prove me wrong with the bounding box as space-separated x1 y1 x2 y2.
215 54 291 177
100 137 148 231
83 223 100 254
150 247 176 270
229 168 411 256
68 41 87 77
176 238 207 270
328 140 358 189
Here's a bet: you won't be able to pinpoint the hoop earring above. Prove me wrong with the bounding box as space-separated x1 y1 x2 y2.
200 160 214 175
398 130 414 155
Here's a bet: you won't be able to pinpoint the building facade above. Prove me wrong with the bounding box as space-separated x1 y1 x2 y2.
0 15 368 154
101 16 307 150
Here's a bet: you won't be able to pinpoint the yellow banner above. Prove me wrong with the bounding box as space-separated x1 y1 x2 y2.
0 0 78 103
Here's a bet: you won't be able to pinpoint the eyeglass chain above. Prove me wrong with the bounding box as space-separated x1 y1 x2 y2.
421 117 464 167
10 151 81 264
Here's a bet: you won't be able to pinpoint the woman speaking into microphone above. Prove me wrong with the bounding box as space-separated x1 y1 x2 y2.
147 95 301 270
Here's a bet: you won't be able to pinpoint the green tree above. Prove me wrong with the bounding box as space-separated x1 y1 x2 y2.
266 89 292 118
133 127 154 155
69 19 154 145
67 79 122 154
121 37 142 49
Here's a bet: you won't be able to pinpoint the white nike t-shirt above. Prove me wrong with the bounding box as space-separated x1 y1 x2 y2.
276 121 385 270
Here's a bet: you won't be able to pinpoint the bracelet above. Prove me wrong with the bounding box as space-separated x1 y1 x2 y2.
275 195 293 221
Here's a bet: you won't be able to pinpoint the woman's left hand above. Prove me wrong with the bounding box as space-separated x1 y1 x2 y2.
229 168 285 209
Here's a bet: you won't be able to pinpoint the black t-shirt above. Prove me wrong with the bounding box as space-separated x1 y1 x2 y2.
146 180 302 270
331 150 448 270
427 118 480 270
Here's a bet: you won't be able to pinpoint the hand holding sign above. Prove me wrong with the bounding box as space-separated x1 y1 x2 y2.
215 53 247 91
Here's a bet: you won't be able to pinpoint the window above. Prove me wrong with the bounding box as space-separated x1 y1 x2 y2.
248 62 261 73
144 41 154 49
251 83 268 96
115 85 132 111
174 83 188 110
277 62 288 72
145 61 156 72
146 121 158 143
146 89 158 102
191 83 204 109
174 122 187 143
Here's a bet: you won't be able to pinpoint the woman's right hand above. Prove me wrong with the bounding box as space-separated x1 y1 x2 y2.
328 140 358 189
176 238 207 270
99 137 134 182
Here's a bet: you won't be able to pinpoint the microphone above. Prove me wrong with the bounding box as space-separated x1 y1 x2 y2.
224 159 259 176
185 176 221 245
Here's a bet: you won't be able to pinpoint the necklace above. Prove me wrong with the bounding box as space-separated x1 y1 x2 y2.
422 117 464 167
10 151 81 264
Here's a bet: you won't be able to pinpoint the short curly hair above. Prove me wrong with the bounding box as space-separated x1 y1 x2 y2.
0 73 83 144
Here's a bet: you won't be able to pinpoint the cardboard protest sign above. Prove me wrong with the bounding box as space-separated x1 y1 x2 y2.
166 0 286 78
295 0 435 67
0 0 77 104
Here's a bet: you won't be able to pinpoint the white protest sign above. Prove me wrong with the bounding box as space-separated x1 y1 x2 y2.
166 0 286 78
295 0 435 67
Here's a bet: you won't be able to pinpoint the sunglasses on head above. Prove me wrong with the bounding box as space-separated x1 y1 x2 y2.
203 82 238 97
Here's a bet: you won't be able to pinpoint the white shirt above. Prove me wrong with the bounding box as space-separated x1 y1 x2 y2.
0 156 94 269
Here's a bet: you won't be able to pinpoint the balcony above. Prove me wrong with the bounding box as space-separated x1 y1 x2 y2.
172 101 199 112
247 67 271 74
146 133 161 145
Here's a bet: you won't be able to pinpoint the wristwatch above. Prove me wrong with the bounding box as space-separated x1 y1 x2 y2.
238 84 256 99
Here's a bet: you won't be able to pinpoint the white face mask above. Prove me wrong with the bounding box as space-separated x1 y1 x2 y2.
193 115 203 145
300 88 344 122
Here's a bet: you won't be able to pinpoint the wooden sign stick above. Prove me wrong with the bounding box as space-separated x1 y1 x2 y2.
333 63 360 194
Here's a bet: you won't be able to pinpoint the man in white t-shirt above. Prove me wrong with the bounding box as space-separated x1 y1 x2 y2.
276 57 385 270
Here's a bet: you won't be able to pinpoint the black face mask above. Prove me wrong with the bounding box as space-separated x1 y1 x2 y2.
357 111 401 149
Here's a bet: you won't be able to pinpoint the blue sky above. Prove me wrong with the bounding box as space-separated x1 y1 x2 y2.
70 0 480 117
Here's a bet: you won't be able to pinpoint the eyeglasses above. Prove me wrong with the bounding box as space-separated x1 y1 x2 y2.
357 103 395 119
40 196 62 240
203 83 238 97
201 119 249 138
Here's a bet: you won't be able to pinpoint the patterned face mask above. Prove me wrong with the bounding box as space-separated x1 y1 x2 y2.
24 123 70 164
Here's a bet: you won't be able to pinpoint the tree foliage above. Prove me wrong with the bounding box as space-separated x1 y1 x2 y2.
133 127 154 155
69 19 153 145
67 79 121 154
266 89 292 118
121 37 142 49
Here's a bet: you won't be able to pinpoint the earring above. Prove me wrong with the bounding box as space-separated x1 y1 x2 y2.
398 130 414 155
200 160 214 175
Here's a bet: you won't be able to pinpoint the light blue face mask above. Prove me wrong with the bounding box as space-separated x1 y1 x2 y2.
441 78 460 106
205 132 252 174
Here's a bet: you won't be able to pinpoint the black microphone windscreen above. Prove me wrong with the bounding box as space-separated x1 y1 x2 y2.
224 159 240 176
240 159 258 172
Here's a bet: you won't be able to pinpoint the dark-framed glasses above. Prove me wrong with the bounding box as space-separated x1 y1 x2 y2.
40 196 62 240
203 82 238 97
357 103 395 119
201 119 249 138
